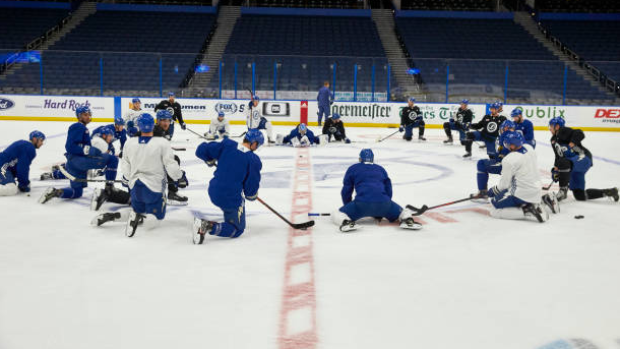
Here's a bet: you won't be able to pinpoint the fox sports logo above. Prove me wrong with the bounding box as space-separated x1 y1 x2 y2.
215 103 238 115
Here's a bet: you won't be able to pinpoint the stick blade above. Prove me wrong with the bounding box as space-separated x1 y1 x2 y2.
292 220 315 230
406 204 428 216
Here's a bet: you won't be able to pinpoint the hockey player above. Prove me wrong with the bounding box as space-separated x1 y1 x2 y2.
204 111 230 140
463 102 506 158
154 92 186 137
487 132 548 223
191 129 264 244
39 106 119 204
124 98 143 137
399 97 426 141
474 121 515 198
322 113 350 143
281 123 320 147
247 95 275 144
92 117 127 154
317 81 334 126
510 108 535 148
331 149 422 232
548 117 618 202
443 99 472 144
0 131 45 196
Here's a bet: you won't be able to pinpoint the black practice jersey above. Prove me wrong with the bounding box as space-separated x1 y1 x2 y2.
154 100 184 125
453 108 473 124
400 106 422 126
551 126 592 165
322 118 346 138
470 114 506 139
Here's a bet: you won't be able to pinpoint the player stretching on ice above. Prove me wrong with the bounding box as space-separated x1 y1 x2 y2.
124 98 143 137
39 107 119 204
247 95 274 144
280 123 320 147
154 92 186 137
473 120 515 199
191 129 264 244
443 99 472 144
548 117 618 202
331 149 422 232
462 102 506 158
487 132 548 223
399 97 426 141
0 131 45 196
322 113 350 143
204 111 230 140
510 108 535 148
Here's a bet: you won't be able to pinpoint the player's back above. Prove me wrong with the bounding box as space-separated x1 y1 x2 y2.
345 163 391 202
0 140 33 166
502 144 540 202
122 136 178 193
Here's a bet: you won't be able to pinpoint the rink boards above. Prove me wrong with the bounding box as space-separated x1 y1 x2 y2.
0 94 619 131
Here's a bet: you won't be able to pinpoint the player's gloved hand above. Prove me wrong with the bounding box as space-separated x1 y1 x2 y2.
178 171 188 189
180 123 187 130
18 184 30 193
206 159 216 167
399 126 404 133
222 134 229 139
121 176 129 187
118 151 123 158
344 138 351 144
551 168 559 182
246 194 257 201
487 186 500 198
248 101 253 109
127 120 134 129
329 100 334 106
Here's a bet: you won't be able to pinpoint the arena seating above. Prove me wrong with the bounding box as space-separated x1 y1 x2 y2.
541 19 620 82
220 14 386 92
537 0 620 13
396 17 615 104
1 9 215 95
252 0 363 8
0 8 70 49
400 0 493 11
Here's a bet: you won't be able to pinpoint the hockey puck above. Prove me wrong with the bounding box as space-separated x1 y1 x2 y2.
574 215 584 219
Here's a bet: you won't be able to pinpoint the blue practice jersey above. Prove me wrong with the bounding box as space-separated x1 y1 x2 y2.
283 128 319 145
317 86 333 107
341 162 393 204
514 119 535 147
195 138 262 208
65 122 91 158
0 140 36 188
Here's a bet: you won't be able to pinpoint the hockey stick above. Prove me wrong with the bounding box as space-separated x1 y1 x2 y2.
58 164 124 183
256 197 315 230
377 130 400 143
172 147 186 151
232 131 247 138
186 127 209 140
542 180 554 191
406 194 482 216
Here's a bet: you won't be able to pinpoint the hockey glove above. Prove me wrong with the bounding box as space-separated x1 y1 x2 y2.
399 126 404 133
18 184 31 193
551 168 559 182
127 120 134 129
121 176 129 187
180 122 187 131
205 159 217 167
487 186 501 198
344 138 351 144
178 171 188 189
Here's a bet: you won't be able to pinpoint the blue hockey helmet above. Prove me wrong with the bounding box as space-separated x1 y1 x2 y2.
510 108 523 118
29 130 46 141
359 148 374 163
131 98 141 104
218 111 225 118
298 123 308 133
489 102 499 110
408 97 416 103
500 120 516 133
244 129 265 148
549 117 565 128
503 131 524 149
137 113 155 133
97 125 115 138
332 113 341 120
461 99 469 105
168 92 175 97
114 116 125 126
253 95 260 101
496 101 504 108
75 105 91 118
156 109 173 121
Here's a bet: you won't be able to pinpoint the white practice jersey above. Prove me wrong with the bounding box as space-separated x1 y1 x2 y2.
121 137 183 194
91 136 110 154
496 144 541 203
209 117 230 136
123 108 143 125
246 104 261 129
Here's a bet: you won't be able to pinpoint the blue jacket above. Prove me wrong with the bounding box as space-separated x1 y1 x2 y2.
341 162 393 204
0 140 36 188
515 119 535 147
283 128 319 145
65 122 92 158
317 86 333 107
195 138 262 208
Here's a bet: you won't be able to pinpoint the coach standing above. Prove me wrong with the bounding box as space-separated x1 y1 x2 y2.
154 92 186 137
317 81 333 126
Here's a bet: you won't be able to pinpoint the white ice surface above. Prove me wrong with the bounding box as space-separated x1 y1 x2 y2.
1 121 620 349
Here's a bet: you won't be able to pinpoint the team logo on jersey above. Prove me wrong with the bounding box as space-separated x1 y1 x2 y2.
408 111 418 121
215 102 238 115
166 107 174 115
486 122 498 133
554 143 567 157
0 98 14 110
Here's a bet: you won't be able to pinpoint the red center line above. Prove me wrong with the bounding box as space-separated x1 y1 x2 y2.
278 148 317 349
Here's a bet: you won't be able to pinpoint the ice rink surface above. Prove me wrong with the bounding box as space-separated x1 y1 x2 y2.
1 120 619 349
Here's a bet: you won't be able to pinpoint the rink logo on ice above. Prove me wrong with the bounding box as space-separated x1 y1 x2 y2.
214 102 238 115
512 106 566 119
594 108 620 123
537 338 600 349
0 98 14 110
43 99 90 111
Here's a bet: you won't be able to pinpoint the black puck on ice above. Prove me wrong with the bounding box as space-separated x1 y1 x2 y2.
574 215 584 219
